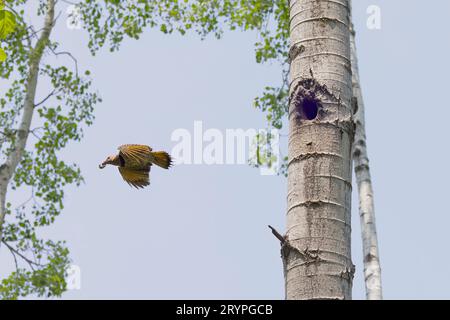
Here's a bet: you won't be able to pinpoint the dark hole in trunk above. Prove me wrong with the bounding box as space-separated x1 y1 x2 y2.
299 98 319 120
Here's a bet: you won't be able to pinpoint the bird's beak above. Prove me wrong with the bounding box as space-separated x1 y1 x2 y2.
99 161 107 169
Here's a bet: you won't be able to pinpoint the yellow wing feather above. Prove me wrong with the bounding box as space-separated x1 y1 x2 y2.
118 167 150 189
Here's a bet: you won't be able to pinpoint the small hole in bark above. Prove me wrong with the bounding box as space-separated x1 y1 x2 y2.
299 98 319 120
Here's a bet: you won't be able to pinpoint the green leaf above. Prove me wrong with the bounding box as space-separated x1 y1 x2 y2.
0 9 17 39
0 47 6 62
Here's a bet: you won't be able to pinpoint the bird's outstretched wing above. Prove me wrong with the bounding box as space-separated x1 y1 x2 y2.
118 144 152 167
118 166 151 189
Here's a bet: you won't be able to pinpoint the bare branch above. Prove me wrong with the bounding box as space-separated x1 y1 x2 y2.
6 241 20 273
50 49 79 76
2 240 44 270
268 225 285 244
34 89 57 108
59 0 78 5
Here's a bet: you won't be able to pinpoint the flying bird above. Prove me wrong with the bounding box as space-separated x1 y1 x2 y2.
99 144 172 189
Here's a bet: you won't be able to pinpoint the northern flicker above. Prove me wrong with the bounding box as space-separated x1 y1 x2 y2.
99 144 172 189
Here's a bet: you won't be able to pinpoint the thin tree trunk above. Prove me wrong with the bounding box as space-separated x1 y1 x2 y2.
0 0 55 245
350 14 383 299
284 0 354 299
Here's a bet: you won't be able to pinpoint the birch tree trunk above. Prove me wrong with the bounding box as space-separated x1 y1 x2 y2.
0 0 55 245
350 17 383 300
285 0 354 299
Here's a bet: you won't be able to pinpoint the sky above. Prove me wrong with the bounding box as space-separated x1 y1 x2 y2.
1 0 450 300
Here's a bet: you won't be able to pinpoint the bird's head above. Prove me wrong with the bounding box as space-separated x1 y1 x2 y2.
99 155 118 169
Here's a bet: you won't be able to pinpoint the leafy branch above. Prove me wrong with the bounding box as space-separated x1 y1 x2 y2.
0 0 17 62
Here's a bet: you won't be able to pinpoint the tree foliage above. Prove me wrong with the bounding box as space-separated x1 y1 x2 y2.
0 0 17 62
0 0 99 299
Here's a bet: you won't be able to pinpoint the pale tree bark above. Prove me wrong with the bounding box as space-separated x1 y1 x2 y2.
284 0 354 299
0 0 55 245
349 11 383 299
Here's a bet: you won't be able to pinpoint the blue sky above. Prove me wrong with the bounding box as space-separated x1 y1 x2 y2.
1 0 450 299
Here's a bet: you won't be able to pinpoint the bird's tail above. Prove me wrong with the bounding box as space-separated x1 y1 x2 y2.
151 151 172 169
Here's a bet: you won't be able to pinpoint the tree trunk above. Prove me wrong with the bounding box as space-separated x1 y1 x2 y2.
350 15 383 300
0 0 55 245
285 0 354 299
